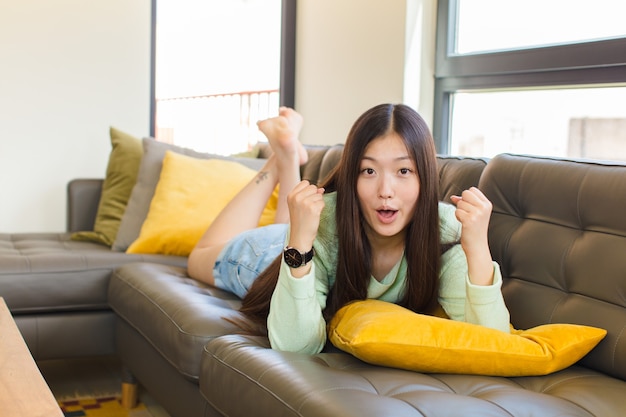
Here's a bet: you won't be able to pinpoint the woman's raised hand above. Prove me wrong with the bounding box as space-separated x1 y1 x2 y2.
450 187 494 286
286 180 325 251
450 187 492 245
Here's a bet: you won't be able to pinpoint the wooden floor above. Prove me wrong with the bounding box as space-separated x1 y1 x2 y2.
38 355 171 417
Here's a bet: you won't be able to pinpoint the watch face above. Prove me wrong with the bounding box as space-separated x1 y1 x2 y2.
284 247 303 268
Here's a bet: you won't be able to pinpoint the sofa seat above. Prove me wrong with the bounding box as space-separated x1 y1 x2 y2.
0 233 187 359
108 262 248 381
0 233 186 314
202 334 626 417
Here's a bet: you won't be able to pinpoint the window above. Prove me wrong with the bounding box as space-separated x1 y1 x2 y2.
434 0 626 161
455 0 626 54
450 87 626 160
150 0 295 155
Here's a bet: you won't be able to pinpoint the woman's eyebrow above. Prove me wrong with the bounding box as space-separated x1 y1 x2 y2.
361 155 412 162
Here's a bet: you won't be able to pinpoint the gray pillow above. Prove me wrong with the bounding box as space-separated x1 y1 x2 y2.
112 138 266 252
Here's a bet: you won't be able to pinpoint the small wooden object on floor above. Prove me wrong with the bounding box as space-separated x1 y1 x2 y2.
121 366 138 409
121 381 138 408
0 297 63 417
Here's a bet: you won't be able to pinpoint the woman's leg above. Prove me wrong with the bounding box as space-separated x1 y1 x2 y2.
188 107 306 285
258 107 306 223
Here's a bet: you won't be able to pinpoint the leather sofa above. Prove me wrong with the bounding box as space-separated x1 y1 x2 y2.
1 144 625 416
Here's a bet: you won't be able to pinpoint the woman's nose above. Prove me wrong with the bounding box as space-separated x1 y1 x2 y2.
378 175 394 199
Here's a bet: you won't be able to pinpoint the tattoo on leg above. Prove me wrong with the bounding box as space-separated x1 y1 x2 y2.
256 171 269 184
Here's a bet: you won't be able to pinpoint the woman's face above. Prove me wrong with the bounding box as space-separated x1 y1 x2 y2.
356 133 420 244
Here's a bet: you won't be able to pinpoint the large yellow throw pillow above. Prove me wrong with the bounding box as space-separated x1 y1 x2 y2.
328 300 606 377
127 151 277 256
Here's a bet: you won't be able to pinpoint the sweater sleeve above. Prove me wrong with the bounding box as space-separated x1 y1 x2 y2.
267 192 338 354
438 244 511 333
267 259 329 354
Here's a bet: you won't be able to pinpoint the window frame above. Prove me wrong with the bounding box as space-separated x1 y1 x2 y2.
433 0 626 154
148 0 296 137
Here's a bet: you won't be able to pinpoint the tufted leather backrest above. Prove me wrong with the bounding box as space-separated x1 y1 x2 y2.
480 153 626 380
437 155 488 203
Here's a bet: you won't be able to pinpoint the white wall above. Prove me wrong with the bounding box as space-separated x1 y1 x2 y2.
295 0 405 145
295 0 436 146
404 0 437 125
0 0 436 232
0 0 151 232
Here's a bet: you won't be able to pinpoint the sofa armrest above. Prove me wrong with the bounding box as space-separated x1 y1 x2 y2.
67 179 103 232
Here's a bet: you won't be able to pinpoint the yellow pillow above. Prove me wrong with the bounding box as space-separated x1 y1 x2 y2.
127 151 278 256
328 300 606 377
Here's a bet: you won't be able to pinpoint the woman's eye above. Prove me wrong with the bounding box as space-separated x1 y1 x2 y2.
362 168 375 175
399 168 412 175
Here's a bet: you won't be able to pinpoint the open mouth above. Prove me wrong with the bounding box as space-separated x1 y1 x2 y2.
376 209 398 223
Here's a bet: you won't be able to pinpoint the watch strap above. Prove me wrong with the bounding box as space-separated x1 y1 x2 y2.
303 247 314 264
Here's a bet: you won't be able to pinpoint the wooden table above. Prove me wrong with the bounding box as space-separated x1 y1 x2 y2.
0 297 63 417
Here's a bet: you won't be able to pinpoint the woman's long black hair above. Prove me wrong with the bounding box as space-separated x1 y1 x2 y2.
239 104 441 327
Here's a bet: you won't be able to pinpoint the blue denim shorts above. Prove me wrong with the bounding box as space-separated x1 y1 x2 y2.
213 223 288 299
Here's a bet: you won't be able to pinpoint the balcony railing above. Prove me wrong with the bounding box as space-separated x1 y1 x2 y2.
155 89 280 155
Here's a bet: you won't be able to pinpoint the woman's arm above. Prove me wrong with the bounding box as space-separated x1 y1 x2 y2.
441 191 510 332
267 260 329 354
439 245 510 333
267 180 328 354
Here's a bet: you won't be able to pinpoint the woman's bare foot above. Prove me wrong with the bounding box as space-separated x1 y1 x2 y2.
257 107 308 165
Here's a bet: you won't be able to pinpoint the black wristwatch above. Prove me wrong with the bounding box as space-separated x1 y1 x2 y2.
283 247 315 268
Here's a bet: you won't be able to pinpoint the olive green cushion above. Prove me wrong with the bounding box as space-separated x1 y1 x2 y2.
71 127 143 246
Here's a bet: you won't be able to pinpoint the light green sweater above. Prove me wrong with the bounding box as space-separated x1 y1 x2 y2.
268 192 511 354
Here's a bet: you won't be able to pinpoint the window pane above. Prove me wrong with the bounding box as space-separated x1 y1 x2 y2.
155 0 282 155
450 87 626 161
455 0 626 54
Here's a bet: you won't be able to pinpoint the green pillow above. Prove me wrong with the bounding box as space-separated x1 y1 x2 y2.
71 127 143 246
